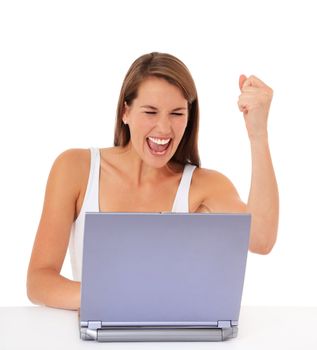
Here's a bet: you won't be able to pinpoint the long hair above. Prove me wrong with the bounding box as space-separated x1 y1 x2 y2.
114 52 200 167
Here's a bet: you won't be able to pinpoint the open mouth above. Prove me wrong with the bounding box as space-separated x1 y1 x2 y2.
146 137 172 156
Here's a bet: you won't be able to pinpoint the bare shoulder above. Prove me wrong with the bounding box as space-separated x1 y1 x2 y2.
52 147 90 176
193 167 239 193
47 148 91 203
192 167 247 213
53 148 90 171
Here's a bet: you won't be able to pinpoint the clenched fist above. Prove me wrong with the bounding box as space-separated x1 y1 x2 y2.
238 75 273 139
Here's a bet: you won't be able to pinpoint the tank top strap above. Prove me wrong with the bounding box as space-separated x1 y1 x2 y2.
171 164 196 213
82 147 100 212
68 147 100 281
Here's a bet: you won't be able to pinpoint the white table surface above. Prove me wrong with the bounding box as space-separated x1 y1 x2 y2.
1 306 317 349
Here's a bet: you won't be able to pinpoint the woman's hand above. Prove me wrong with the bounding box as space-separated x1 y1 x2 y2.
238 75 273 139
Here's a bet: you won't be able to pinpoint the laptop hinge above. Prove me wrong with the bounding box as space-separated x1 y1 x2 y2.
88 321 102 330
217 320 232 328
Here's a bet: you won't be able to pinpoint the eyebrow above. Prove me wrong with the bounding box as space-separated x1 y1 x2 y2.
140 105 187 111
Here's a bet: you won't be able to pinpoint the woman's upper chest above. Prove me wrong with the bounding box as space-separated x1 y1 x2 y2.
75 148 207 216
98 166 183 212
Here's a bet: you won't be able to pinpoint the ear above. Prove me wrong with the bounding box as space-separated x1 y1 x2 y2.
122 101 129 125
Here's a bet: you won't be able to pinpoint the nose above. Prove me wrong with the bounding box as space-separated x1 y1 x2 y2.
156 114 172 134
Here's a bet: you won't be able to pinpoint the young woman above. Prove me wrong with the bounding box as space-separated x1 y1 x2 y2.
27 52 279 310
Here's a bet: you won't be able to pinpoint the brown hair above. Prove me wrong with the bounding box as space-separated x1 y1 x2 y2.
114 52 200 167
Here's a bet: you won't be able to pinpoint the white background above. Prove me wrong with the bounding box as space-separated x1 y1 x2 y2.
0 0 316 307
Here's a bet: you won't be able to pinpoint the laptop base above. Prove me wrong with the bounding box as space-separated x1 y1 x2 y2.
80 326 238 342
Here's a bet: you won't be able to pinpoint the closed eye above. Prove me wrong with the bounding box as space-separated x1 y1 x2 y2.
171 112 184 116
144 111 157 115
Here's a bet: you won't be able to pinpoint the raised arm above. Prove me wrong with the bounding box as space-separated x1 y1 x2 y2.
198 75 278 255
27 149 88 310
238 75 279 254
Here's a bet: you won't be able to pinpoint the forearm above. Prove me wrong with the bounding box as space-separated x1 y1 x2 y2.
247 134 279 254
27 268 80 310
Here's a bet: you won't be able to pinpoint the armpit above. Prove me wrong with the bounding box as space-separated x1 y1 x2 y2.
195 203 212 213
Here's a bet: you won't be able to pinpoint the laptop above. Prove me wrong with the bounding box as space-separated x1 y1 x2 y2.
79 212 251 342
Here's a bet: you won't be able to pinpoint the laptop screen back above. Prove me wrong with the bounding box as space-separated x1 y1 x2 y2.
80 212 251 326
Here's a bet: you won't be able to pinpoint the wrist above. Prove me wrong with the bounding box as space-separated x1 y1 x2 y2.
248 132 269 144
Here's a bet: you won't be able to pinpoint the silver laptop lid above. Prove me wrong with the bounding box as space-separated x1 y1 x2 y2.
80 212 251 327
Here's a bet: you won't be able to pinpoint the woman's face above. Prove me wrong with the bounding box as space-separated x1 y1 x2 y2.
123 76 188 168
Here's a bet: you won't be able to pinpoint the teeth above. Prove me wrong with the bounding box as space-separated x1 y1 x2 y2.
148 137 171 145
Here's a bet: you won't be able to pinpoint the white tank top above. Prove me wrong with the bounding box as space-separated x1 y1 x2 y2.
68 148 196 281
